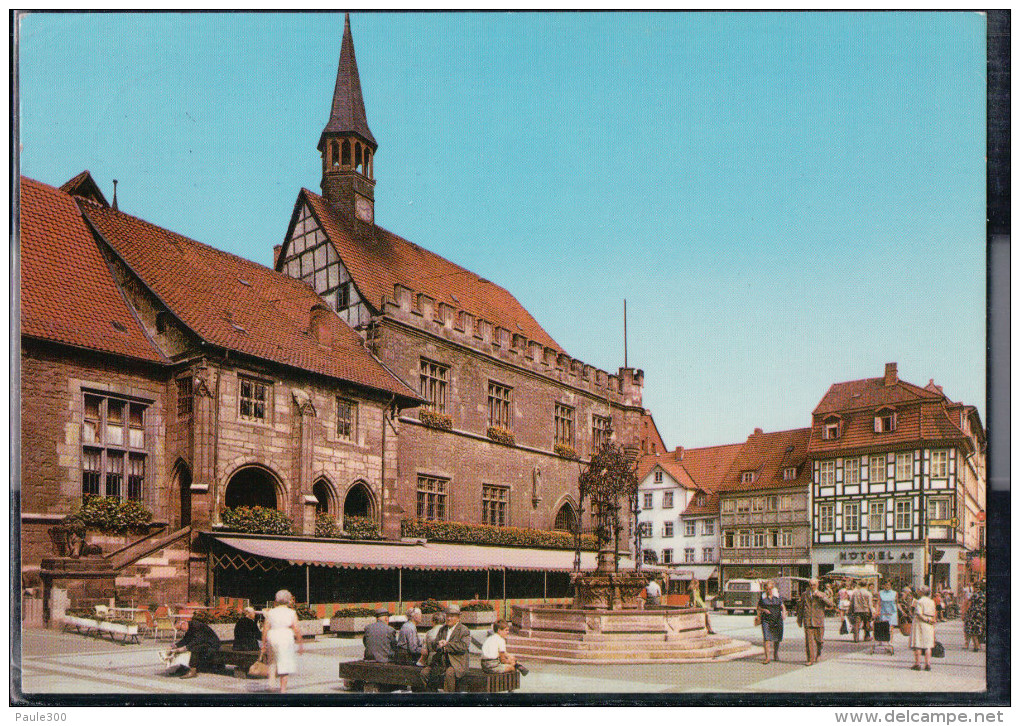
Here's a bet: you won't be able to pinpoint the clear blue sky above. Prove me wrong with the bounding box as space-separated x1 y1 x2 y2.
18 12 987 449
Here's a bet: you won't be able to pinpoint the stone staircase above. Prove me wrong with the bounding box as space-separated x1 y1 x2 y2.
110 526 192 605
508 604 762 664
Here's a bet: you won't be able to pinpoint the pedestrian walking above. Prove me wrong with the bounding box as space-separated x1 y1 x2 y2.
756 579 786 664
962 579 985 652
797 578 834 666
909 585 937 671
850 580 874 642
262 589 304 693
644 577 662 608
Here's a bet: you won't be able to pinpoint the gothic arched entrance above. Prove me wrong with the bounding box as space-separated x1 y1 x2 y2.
224 466 279 510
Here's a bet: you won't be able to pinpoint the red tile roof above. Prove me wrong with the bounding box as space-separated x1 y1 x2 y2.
640 411 667 455
77 198 420 401
720 427 812 493
296 189 563 353
808 372 973 456
59 170 110 207
20 177 162 362
813 375 943 415
680 443 745 491
636 453 696 490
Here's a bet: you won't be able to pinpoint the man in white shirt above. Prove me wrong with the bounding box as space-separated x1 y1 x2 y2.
480 620 516 673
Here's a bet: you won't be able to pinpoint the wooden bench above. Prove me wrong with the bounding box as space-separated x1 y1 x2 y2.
212 648 262 678
337 660 520 693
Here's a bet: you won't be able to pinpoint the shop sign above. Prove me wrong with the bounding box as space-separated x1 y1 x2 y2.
839 550 914 562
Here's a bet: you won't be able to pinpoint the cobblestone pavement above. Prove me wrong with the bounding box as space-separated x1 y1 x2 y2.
16 614 984 698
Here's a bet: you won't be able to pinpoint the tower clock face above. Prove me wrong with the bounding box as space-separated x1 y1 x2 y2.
355 196 373 223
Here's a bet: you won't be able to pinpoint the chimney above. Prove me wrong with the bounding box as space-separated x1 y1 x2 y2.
273 244 283 267
674 446 684 461
111 179 119 211
884 362 898 386
754 427 763 435
309 304 333 347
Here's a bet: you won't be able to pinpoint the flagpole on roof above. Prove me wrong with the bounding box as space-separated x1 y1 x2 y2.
623 299 628 369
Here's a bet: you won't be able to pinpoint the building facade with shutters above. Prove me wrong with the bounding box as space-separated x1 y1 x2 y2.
807 363 986 590
273 15 648 540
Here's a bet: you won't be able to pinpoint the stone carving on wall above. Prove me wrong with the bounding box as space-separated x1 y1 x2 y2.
292 388 317 417
46 521 101 558
532 466 542 508
194 366 215 398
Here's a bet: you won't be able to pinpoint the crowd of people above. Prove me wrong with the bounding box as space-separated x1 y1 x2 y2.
751 576 988 671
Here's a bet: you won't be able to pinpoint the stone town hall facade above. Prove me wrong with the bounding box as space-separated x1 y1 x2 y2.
18 16 647 613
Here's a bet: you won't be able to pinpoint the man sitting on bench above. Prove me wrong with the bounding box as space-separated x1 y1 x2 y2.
421 604 470 692
363 607 397 663
480 619 517 673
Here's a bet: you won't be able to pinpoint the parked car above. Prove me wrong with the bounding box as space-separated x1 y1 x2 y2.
722 578 762 614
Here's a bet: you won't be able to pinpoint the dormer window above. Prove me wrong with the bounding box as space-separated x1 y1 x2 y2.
741 471 754 484
696 493 706 506
822 417 841 440
874 408 897 433
783 466 797 481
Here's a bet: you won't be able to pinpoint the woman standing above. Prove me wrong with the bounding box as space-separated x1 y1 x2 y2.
896 586 914 637
262 589 305 693
756 579 787 664
876 580 898 628
909 585 937 671
963 580 986 652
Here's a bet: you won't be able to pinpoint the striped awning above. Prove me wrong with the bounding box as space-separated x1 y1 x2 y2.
212 534 638 572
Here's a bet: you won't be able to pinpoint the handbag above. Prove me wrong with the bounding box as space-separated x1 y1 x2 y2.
899 621 912 637
753 614 761 626
932 641 945 658
247 653 270 678
839 617 849 635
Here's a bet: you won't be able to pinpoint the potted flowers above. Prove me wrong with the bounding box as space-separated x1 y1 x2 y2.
329 606 378 635
459 601 497 626
295 604 325 639
191 609 242 641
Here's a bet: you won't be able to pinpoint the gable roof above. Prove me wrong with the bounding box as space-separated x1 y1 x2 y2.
59 170 110 207
640 411 667 454
19 177 162 363
636 453 696 490
720 427 812 494
295 188 563 352
77 198 419 401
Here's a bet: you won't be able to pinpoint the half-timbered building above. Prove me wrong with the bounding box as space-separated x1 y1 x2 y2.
807 363 986 589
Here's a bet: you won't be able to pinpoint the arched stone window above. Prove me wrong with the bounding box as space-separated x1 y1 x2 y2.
224 465 279 510
341 140 351 167
553 502 577 533
313 478 336 516
354 142 363 173
331 140 341 168
343 481 374 521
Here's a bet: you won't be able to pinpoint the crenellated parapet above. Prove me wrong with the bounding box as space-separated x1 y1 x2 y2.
382 283 643 406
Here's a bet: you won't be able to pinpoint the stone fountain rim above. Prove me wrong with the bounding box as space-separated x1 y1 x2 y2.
511 604 708 616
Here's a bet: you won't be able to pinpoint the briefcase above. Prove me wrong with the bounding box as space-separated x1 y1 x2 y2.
873 620 890 642
932 641 945 658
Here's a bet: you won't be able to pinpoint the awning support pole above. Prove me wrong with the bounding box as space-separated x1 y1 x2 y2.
502 568 507 619
486 570 490 601
398 568 403 609
544 570 548 602
305 564 310 605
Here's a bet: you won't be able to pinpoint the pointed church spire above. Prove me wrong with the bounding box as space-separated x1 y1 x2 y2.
319 13 376 151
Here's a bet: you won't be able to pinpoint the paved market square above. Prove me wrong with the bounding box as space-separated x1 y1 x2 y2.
17 613 985 697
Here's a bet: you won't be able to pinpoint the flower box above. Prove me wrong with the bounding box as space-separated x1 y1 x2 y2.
329 616 375 635
458 610 497 626
297 620 324 639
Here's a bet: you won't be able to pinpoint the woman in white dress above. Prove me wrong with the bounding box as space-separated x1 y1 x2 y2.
909 585 937 671
261 589 304 692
